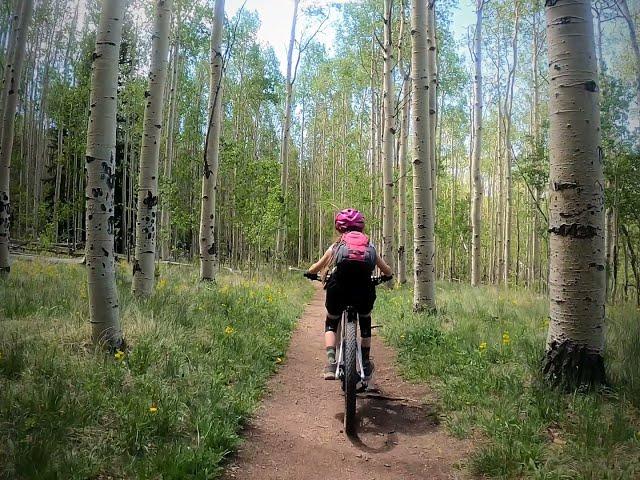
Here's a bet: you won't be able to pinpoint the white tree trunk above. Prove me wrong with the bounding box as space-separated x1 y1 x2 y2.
398 75 410 285
411 0 436 311
427 0 438 215
470 0 483 286
199 0 225 280
0 0 33 275
0 5 19 143
543 0 606 387
85 0 125 347
276 0 300 260
132 0 173 296
502 3 519 285
382 0 395 269
161 36 180 260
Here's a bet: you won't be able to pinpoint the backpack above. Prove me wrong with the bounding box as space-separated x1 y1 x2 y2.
333 231 376 272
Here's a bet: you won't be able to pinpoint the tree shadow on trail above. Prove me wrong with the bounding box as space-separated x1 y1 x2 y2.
335 394 440 454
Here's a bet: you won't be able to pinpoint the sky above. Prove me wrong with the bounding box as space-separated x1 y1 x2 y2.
225 0 477 74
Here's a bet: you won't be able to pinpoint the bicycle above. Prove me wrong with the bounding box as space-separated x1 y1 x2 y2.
304 272 392 436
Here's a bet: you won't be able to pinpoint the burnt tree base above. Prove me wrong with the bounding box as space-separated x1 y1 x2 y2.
543 340 607 390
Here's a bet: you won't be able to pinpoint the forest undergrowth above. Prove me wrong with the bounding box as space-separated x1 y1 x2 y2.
377 283 640 479
0 260 312 479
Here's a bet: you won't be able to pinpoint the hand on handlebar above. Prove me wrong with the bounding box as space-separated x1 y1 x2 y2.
303 271 319 281
380 274 394 283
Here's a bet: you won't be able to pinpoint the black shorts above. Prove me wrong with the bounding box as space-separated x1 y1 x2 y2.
325 279 376 316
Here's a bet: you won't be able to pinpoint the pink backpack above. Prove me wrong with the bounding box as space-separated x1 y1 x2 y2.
333 231 376 271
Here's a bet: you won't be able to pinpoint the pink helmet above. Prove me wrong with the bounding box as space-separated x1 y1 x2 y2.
335 208 365 233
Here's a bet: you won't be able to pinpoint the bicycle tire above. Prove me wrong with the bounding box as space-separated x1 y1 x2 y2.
343 316 358 436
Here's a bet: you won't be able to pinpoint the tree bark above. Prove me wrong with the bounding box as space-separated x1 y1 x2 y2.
502 3 519 285
132 0 173 295
161 33 180 260
470 0 484 286
276 0 300 260
199 0 225 281
398 75 409 284
0 0 33 274
0 5 18 143
427 0 438 216
543 0 606 389
382 0 395 270
85 0 125 347
411 0 436 311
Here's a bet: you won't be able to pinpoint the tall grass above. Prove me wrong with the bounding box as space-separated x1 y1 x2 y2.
377 283 640 479
0 260 313 479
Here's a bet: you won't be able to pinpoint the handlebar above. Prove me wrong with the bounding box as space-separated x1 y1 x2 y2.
303 272 393 285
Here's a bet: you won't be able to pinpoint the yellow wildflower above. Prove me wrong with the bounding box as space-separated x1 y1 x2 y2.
114 350 125 361
149 403 158 414
400 334 406 340
225 326 235 335
502 332 511 346
267 295 273 303
479 342 488 353
276 357 282 364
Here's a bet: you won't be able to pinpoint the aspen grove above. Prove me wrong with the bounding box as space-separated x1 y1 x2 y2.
1 0 640 477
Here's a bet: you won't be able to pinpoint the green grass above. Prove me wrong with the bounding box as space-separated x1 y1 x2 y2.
377 283 640 479
0 260 313 479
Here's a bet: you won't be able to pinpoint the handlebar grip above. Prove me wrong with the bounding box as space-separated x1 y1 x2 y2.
303 272 319 281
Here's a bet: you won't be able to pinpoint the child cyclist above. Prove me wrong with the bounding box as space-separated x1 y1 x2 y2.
304 208 393 380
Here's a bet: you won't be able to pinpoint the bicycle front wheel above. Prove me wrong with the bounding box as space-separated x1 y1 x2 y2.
343 318 358 436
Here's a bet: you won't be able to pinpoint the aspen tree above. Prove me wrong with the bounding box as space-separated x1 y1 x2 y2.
276 0 300 260
426 0 437 212
382 0 395 268
397 76 410 285
411 0 436 311
199 0 225 281
543 0 606 388
0 0 33 275
132 0 173 296
85 0 126 346
503 2 519 285
470 0 484 286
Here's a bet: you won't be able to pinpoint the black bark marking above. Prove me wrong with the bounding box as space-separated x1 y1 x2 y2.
549 223 597 238
86 155 97 164
92 188 103 198
584 80 598 92
553 181 577 191
142 191 158 208
543 339 606 390
132 259 142 275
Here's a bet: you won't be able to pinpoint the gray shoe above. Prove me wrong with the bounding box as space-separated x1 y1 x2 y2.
324 361 337 380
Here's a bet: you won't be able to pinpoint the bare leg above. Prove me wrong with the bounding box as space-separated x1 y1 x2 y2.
325 331 336 349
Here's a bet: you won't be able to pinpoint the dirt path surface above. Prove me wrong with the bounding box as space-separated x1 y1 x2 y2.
224 286 471 480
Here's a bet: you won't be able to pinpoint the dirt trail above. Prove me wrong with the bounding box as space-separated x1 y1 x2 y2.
224 286 471 480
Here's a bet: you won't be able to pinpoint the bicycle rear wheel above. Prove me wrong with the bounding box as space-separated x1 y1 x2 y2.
343 317 358 436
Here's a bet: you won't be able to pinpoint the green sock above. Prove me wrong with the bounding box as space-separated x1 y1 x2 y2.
326 347 336 363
